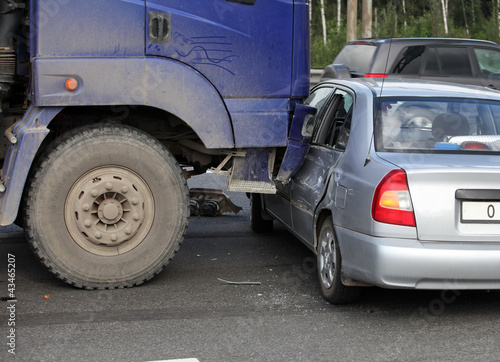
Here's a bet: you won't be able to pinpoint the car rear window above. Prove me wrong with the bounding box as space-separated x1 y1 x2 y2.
333 44 377 74
423 47 473 76
375 97 500 153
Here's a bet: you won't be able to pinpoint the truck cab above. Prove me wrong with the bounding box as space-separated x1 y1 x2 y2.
0 0 311 288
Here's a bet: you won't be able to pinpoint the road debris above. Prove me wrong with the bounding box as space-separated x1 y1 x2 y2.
217 278 261 285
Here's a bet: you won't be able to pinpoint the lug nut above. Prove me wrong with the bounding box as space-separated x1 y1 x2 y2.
121 186 128 194
84 219 91 228
82 204 90 211
95 232 102 239
91 189 98 197
105 183 113 191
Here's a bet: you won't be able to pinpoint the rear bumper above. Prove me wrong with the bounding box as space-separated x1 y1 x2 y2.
336 226 500 289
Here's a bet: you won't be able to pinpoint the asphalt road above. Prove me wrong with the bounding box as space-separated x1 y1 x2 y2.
1 173 500 362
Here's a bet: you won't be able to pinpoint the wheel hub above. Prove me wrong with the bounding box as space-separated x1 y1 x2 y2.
319 231 335 289
65 166 154 254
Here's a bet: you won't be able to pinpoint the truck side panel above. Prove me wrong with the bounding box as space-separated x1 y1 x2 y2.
291 0 311 99
32 0 145 57
145 0 294 99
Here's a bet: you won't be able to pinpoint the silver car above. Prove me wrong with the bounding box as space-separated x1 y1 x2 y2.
251 79 500 304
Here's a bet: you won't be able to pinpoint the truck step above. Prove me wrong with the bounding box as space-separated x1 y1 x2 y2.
227 148 276 194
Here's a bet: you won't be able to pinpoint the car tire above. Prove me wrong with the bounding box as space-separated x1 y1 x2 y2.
317 217 360 304
23 124 189 289
250 193 273 233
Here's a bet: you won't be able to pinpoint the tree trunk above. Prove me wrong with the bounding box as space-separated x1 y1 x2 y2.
362 0 372 38
337 0 341 33
498 0 500 38
441 0 449 34
347 0 358 42
402 0 407 34
320 0 327 45
461 0 470 35
309 0 312 23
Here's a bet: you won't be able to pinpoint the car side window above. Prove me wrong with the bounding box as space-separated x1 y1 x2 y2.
392 45 424 75
423 47 473 76
474 48 500 78
314 89 354 150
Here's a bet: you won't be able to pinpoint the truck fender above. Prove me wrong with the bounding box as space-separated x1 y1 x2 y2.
32 57 234 149
0 106 63 226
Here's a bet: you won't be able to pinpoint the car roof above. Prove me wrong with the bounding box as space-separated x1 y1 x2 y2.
346 37 500 48
317 78 500 101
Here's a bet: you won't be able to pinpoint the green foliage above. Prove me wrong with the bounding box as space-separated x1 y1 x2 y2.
310 0 500 68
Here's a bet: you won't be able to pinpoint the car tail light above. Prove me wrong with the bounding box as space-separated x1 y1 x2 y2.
364 73 388 78
372 169 416 227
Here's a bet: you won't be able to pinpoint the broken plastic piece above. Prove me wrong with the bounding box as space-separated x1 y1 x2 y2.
189 188 242 216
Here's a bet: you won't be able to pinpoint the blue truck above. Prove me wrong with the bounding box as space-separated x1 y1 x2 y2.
0 0 312 288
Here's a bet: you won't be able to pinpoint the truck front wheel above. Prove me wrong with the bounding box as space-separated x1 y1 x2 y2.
24 124 189 289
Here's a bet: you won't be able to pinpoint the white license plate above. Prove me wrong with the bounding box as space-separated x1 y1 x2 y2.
462 201 500 223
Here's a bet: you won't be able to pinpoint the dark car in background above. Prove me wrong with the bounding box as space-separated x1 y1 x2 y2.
322 38 500 90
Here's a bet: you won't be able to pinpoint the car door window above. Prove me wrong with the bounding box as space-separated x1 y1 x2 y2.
423 47 473 76
304 86 335 110
314 89 354 150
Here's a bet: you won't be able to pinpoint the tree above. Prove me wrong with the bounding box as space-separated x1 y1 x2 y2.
441 0 449 34
337 0 341 32
320 0 327 45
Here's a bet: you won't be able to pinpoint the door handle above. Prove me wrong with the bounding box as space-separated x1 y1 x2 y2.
226 0 256 5
148 11 171 43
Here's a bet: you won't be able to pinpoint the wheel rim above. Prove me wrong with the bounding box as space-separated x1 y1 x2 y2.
319 228 336 289
65 166 155 256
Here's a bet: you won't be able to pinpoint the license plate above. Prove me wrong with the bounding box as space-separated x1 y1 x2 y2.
462 201 500 223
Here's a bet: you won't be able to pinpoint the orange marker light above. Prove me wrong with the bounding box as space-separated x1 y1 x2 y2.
65 78 78 91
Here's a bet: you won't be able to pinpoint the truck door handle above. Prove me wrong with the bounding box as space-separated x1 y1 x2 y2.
226 0 256 5
148 11 171 43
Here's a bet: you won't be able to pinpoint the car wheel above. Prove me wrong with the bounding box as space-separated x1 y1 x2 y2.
250 193 273 233
317 217 360 304
23 124 189 289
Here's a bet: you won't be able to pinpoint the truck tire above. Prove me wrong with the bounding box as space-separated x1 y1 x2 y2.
23 124 189 289
250 193 273 233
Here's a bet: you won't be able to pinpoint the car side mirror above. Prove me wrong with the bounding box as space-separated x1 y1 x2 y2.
301 114 316 138
289 104 317 142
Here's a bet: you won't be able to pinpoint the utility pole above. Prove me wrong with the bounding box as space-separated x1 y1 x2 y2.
346 0 358 42
362 0 372 38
